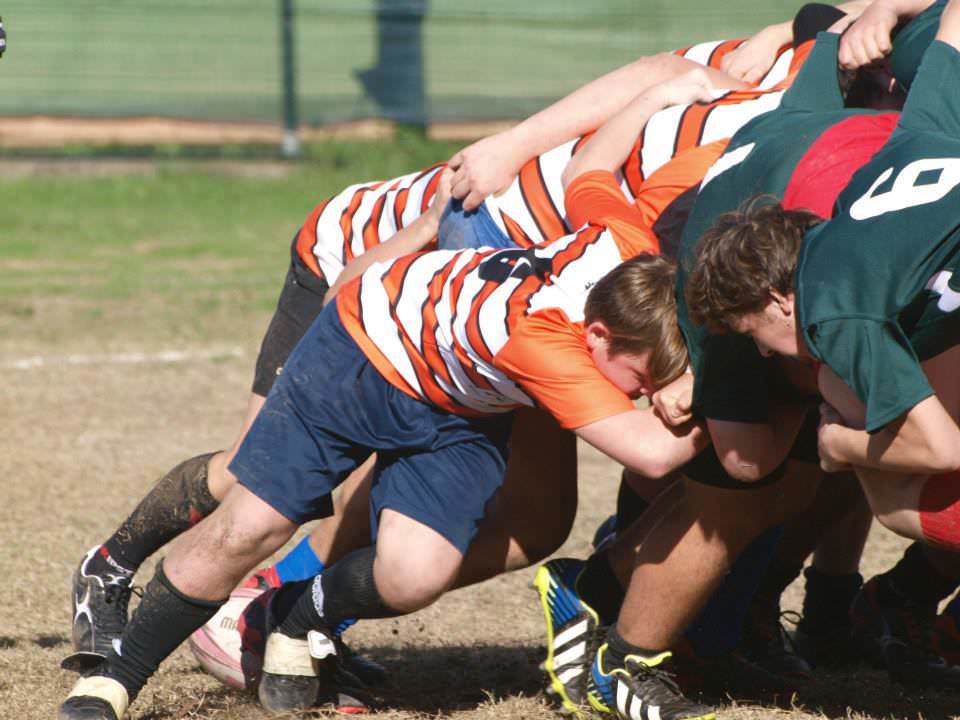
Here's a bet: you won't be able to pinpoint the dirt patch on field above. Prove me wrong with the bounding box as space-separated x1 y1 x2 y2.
1 338 956 720
0 116 512 149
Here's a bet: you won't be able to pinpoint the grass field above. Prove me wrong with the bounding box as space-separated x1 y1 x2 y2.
0 1 803 123
2 143 958 720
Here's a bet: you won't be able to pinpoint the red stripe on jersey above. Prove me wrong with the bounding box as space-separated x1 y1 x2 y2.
393 186 410 228
572 132 593 155
463 276 505 365
500 210 535 248
420 164 446 213
339 185 380 263
549 226 605 278
337 274 418 400
361 193 389 252
706 39 744 69
518 160 567 242
672 102 716 158
673 45 692 57
295 196 333 279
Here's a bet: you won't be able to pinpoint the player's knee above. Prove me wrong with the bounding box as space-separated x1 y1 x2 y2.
205 451 238 500
374 529 461 612
205 490 294 563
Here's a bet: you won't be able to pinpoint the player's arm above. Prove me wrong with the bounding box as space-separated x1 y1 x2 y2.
323 169 452 305
560 72 714 190
937 0 960 49
448 57 745 211
707 403 812 482
819 395 960 473
718 1 870 82
839 0 937 68
575 408 709 479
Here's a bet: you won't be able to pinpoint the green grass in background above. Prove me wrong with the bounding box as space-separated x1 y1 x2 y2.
0 1 800 123
0 135 461 348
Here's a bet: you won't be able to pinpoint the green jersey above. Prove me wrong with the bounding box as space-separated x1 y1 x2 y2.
677 32 881 423
797 40 960 433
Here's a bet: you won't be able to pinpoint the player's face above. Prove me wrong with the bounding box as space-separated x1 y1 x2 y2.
591 346 654 399
731 291 800 358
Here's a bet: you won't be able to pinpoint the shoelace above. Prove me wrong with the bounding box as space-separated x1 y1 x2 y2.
101 582 142 634
627 659 685 699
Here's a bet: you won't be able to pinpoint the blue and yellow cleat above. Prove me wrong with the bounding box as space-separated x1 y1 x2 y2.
587 644 715 720
533 559 601 715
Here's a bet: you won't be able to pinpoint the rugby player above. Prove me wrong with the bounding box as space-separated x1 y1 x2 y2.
686 0 960 687
540 9 960 719
66 7 823 673
57 64 733 718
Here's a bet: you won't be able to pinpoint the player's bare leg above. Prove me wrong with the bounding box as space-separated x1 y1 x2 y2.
61 485 298 720
614 462 818 652
67 386 373 669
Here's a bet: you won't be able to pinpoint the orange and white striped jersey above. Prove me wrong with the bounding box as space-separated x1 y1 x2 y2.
334 151 719 430
298 38 809 283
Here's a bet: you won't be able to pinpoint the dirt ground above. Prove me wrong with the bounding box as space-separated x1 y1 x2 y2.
3 326 960 720
0 117 512 148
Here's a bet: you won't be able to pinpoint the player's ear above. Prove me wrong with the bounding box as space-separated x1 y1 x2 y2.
584 320 612 352
769 290 795 317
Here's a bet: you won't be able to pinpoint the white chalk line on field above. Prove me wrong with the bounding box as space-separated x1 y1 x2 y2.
1 346 245 370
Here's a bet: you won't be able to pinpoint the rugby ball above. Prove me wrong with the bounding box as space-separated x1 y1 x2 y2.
188 586 269 690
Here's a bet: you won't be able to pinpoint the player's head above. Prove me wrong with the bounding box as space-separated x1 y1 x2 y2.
584 253 687 398
685 198 823 358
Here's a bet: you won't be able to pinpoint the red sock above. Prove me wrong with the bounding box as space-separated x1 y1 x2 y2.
920 472 960 550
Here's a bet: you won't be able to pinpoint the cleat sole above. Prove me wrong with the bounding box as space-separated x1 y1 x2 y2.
61 651 107 674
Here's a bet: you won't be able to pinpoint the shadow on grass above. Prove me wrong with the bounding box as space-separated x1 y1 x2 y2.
159 643 959 719
699 664 959 720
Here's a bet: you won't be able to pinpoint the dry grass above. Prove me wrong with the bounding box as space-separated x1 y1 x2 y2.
2 328 959 720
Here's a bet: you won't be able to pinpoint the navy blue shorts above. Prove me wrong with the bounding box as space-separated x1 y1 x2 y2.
437 198 515 250
231 303 514 553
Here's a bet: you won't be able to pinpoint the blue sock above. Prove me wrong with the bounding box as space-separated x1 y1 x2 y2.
274 535 326 583
682 524 784 657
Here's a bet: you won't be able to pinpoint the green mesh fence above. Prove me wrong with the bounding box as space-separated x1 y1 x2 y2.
0 1 799 126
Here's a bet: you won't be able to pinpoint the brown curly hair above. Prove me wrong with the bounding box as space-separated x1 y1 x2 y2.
685 197 823 333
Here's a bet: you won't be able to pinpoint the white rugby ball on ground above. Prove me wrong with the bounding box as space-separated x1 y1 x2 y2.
188 586 267 690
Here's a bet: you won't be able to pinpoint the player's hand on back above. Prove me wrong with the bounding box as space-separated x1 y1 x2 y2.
817 401 854 472
651 372 695 427
448 131 524 211
645 69 715 109
838 0 898 69
721 24 787 85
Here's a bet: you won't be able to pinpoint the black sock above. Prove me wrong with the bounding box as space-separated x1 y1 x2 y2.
578 551 625 626
99 452 219 572
603 625 662 671
278 547 399 638
615 472 650 535
103 561 224 699
802 566 862 630
755 560 805 606
878 542 959 609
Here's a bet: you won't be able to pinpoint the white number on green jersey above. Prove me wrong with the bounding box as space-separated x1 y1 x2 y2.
850 158 960 220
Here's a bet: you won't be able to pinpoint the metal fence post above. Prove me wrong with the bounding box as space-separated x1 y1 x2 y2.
280 0 300 157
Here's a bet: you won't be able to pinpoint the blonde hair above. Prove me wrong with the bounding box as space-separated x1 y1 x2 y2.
585 254 687 388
